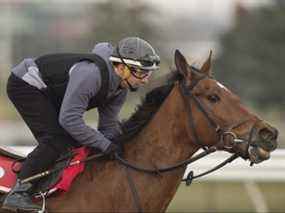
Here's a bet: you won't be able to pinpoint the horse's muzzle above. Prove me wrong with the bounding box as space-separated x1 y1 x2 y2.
224 122 279 164
257 126 278 151
248 123 278 164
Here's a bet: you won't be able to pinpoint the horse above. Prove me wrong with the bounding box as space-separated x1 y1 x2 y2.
0 50 278 212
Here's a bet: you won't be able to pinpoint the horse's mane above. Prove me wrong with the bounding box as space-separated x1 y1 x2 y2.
116 71 182 143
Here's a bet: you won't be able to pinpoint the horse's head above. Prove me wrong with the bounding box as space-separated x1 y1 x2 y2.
174 50 278 165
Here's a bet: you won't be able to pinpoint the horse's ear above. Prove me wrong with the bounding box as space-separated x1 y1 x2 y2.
174 49 191 80
200 50 213 76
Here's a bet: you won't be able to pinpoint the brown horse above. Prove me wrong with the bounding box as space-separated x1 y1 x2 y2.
1 50 278 212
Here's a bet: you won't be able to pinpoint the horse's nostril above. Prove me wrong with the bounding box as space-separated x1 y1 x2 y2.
259 128 278 141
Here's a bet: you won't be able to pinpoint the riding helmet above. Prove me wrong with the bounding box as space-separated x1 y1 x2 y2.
109 37 160 71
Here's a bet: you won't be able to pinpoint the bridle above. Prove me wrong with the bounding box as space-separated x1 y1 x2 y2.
113 68 259 212
179 69 264 158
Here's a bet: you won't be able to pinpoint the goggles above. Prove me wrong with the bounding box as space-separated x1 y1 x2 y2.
127 66 152 79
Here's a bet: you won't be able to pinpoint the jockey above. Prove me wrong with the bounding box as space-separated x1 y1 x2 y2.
3 37 160 211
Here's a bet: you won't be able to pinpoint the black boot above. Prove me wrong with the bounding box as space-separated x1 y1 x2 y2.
2 180 41 212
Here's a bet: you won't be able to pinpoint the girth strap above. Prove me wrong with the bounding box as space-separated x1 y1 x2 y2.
123 165 143 213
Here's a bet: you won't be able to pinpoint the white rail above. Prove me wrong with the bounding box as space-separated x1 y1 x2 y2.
184 149 285 182
8 146 285 182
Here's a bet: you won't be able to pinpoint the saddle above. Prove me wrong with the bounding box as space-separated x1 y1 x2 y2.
0 145 90 196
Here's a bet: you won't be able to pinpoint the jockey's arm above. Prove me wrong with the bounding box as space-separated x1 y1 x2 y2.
97 89 127 141
58 61 112 152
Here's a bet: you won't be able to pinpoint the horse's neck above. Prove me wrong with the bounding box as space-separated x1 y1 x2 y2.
124 85 199 211
129 84 198 163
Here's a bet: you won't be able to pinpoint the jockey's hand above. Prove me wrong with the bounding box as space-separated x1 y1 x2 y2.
103 143 122 159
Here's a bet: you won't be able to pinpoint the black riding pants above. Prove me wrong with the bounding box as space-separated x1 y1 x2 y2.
6 73 78 181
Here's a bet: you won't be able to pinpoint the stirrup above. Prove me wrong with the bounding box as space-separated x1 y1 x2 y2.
36 191 47 213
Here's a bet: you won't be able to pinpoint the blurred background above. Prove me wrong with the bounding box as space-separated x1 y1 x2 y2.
0 0 284 212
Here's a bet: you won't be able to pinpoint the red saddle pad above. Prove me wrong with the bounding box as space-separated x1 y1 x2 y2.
0 147 90 195
53 147 90 193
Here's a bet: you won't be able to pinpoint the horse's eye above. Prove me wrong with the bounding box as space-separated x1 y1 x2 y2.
207 94 220 103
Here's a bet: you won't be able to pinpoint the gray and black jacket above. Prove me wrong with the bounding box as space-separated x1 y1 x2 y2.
11 42 128 151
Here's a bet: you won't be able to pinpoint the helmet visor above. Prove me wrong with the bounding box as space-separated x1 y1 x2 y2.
110 56 160 71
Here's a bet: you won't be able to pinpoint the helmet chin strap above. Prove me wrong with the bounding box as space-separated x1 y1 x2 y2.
125 79 138 92
119 66 137 91
115 47 140 92
115 67 136 92
122 66 131 79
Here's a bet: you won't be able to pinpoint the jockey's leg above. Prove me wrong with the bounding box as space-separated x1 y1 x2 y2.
3 73 76 211
17 142 62 181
